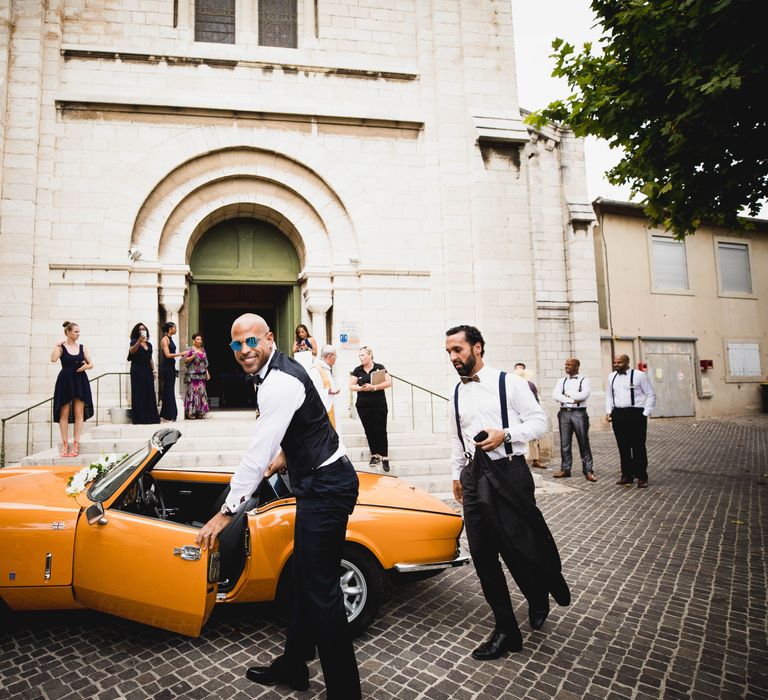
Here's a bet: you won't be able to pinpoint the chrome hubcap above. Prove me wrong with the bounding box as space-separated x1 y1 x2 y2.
340 558 367 622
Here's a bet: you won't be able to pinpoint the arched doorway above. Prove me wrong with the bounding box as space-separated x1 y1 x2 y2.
188 218 301 408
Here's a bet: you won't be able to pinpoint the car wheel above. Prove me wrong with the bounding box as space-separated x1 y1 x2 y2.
275 544 384 639
341 544 384 638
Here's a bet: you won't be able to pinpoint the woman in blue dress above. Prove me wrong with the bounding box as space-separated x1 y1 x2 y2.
292 323 318 356
128 322 160 425
159 322 183 422
50 321 94 457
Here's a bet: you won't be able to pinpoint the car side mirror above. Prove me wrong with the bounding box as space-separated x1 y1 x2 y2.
86 502 108 526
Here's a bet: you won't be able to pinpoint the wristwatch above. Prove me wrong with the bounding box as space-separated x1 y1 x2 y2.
503 429 512 444
220 503 235 517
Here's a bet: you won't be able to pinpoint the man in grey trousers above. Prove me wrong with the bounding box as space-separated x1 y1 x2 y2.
551 358 596 482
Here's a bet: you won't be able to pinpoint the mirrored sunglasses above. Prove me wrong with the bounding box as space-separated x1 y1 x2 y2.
229 336 261 352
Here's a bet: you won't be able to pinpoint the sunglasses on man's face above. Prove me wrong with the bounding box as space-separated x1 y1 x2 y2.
229 336 264 352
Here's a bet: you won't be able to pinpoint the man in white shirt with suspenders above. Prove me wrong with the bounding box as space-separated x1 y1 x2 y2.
447 325 570 660
605 354 656 489
551 358 596 482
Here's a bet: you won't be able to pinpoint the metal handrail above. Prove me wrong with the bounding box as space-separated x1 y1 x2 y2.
0 372 129 468
387 373 449 432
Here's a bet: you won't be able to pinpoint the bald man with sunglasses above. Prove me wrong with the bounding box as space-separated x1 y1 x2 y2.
196 313 361 699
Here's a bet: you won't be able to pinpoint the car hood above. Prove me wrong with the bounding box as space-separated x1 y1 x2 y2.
356 472 458 516
0 465 84 512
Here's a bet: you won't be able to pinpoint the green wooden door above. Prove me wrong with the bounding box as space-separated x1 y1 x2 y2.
188 219 300 405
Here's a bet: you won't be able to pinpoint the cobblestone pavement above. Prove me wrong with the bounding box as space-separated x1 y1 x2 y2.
2 415 767 700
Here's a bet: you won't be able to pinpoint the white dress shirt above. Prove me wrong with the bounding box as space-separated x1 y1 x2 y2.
605 369 656 417
225 348 346 511
552 374 591 407
449 365 548 480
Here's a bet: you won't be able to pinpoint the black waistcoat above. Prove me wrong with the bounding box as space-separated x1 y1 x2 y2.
263 351 339 481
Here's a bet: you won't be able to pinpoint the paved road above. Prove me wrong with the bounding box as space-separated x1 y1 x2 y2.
2 415 767 699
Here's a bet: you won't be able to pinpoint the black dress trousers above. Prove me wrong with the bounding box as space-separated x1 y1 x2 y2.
460 454 552 635
284 457 361 700
356 401 389 456
611 408 648 481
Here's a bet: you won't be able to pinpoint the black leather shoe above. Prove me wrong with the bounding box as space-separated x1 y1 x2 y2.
528 602 550 630
382 459 390 472
550 573 571 607
246 660 310 691
471 630 523 660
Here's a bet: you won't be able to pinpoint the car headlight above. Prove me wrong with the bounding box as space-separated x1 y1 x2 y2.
208 551 220 583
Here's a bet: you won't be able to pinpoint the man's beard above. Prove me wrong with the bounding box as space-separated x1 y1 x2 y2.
454 354 476 376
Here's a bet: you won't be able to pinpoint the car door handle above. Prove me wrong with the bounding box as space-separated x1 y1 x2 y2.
173 545 201 561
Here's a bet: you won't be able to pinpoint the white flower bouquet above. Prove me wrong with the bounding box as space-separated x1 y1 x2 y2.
65 453 127 497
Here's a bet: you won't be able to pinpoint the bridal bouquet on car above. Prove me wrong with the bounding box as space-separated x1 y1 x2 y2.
65 453 126 496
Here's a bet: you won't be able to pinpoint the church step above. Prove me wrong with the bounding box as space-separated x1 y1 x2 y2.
70 433 448 460
20 442 451 468
90 417 429 439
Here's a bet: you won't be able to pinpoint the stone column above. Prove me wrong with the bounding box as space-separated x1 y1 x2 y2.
159 269 188 415
302 273 333 348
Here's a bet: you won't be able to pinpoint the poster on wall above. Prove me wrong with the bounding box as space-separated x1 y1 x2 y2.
338 321 360 347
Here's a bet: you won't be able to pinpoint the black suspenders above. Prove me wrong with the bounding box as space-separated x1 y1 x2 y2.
562 376 585 404
454 372 512 459
610 369 635 408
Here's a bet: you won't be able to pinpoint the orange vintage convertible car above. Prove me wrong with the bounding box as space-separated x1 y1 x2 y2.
0 429 467 637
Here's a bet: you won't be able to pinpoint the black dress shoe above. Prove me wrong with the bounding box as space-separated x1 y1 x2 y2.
528 602 550 630
246 659 310 691
550 573 571 607
471 630 523 660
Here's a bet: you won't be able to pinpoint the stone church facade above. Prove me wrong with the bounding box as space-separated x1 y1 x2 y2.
0 0 601 457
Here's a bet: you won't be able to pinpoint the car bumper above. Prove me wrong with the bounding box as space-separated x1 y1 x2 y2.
393 547 470 573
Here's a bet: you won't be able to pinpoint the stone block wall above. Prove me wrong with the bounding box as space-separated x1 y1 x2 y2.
0 0 601 464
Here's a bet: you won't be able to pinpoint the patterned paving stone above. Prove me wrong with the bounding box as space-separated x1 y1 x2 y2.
1 415 767 699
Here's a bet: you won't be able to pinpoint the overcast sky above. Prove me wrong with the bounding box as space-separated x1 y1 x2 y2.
510 0 633 204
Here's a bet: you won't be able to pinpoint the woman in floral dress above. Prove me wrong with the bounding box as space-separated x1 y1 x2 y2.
183 333 210 419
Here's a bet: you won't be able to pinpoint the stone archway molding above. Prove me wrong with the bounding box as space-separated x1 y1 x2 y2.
128 146 358 271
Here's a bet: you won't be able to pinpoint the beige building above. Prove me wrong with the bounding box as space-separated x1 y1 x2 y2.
593 199 768 418
0 0 601 460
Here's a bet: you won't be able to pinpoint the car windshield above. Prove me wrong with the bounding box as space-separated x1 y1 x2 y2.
88 444 151 502
255 472 293 507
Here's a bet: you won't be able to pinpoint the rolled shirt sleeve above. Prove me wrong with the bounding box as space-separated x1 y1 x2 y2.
225 372 305 511
449 369 548 481
605 373 616 414
552 380 570 405
640 372 656 416
571 377 591 403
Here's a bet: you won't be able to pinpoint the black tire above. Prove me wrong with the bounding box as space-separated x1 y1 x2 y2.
274 544 384 639
341 544 384 638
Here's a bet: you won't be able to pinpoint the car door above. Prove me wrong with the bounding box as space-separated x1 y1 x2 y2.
73 511 218 637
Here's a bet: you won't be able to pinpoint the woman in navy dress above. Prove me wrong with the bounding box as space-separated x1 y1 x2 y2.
51 321 94 457
159 322 183 422
292 323 318 356
128 322 160 425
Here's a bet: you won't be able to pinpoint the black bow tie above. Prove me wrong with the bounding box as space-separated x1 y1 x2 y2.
247 373 263 386
617 370 627 375
460 375 480 384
